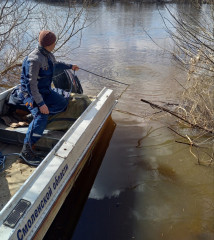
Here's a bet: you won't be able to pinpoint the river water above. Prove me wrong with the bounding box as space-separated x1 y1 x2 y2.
68 2 214 240
3 0 214 239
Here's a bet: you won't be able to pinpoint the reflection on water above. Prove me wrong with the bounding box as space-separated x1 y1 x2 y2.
71 1 214 240
44 117 116 240
1 0 212 239
73 120 214 240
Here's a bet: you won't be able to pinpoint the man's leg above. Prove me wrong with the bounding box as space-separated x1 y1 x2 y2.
24 107 49 145
21 106 48 164
43 90 69 114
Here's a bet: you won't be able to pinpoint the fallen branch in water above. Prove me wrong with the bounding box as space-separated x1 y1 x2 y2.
168 126 187 139
140 99 214 134
175 140 194 146
168 127 200 148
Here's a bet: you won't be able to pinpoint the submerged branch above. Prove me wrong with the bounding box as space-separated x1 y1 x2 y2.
140 98 214 134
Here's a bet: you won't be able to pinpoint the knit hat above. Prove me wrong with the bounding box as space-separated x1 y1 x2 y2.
39 30 56 47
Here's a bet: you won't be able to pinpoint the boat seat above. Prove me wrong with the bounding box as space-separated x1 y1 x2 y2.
0 91 94 150
0 121 64 150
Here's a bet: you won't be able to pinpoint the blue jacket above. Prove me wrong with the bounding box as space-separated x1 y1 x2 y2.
20 46 72 107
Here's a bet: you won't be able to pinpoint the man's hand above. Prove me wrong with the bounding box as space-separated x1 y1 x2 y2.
39 104 49 114
72 64 79 71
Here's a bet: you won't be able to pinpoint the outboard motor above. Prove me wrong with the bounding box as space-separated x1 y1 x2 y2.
52 62 83 94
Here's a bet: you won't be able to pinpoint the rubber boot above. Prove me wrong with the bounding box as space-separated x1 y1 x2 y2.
20 143 43 166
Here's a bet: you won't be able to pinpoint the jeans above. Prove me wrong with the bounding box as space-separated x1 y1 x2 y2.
24 90 69 145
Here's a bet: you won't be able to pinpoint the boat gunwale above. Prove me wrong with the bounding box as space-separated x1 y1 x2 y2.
0 87 106 216
0 87 116 239
32 108 116 240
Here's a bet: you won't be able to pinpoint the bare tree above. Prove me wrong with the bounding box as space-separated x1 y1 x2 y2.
0 0 90 88
143 1 214 166
171 1 214 166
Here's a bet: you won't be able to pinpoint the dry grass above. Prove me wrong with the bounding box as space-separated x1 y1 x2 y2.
175 50 214 166
180 52 214 130
156 2 214 166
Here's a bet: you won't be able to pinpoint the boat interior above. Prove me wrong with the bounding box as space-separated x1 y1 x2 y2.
0 88 91 212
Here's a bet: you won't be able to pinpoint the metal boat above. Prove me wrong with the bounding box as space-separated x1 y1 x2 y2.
0 87 116 240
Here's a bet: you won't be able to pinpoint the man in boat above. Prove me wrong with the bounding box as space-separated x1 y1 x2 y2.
19 30 79 164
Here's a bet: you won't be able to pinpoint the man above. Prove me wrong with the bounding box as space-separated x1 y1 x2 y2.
20 30 79 164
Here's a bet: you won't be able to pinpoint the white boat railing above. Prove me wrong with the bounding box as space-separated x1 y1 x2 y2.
0 87 116 240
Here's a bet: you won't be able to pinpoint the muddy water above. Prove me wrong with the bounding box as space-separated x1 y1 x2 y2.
70 2 214 240
0 0 212 239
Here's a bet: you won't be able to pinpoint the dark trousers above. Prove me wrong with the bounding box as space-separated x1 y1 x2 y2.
24 90 68 145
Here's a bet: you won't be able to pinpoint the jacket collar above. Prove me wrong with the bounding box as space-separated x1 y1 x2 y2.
38 45 51 57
